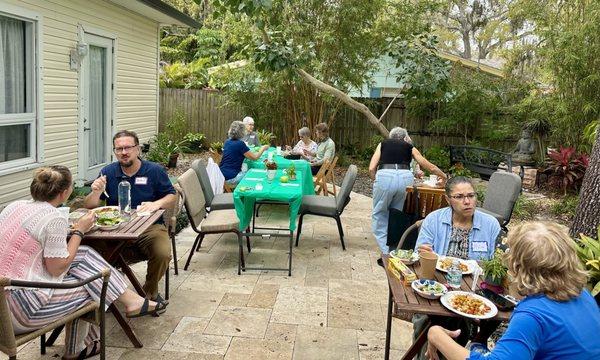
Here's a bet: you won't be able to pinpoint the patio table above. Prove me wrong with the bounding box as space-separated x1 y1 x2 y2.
244 147 315 196
48 209 166 349
383 255 512 360
233 168 305 275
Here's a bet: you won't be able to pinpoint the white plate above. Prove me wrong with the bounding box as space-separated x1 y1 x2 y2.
436 256 474 275
440 291 498 319
93 206 124 230
411 279 448 300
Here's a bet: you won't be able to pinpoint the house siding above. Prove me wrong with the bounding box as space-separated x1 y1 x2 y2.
0 0 160 207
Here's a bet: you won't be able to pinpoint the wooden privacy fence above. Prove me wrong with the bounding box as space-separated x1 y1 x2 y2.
159 88 513 151
159 88 244 143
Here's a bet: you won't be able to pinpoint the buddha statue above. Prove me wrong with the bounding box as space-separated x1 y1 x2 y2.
513 129 536 165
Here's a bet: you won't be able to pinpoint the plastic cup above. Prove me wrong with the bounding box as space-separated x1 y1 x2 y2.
276 146 282 155
419 251 439 279
58 206 70 220
268 152 273 162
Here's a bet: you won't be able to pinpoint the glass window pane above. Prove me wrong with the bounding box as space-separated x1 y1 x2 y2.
0 124 30 162
88 45 106 167
0 14 28 114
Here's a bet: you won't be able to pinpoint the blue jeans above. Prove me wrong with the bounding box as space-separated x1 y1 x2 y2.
371 169 414 254
225 170 247 185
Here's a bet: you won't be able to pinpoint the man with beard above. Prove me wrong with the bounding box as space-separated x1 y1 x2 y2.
83 130 176 303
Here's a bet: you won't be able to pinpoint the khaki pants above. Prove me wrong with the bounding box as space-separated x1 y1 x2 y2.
134 224 171 299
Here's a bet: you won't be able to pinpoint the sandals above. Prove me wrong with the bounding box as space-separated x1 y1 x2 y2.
62 339 101 360
126 298 168 318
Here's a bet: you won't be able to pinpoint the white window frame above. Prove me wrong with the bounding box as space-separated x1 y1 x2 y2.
0 2 44 176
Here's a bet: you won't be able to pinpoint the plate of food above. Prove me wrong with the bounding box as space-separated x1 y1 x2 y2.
389 249 419 264
93 206 124 230
436 256 474 275
440 291 498 319
411 279 448 300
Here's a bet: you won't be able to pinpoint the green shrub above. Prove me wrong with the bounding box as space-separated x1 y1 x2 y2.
184 132 206 153
449 163 479 178
423 146 450 172
475 184 486 207
550 195 579 220
175 212 190 234
257 129 276 145
210 141 224 153
165 109 189 143
512 195 538 221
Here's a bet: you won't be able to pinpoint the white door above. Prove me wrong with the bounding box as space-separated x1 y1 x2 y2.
80 33 113 181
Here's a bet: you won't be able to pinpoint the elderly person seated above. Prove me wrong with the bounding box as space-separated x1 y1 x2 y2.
0 166 167 360
426 221 600 360
411 176 501 358
241 116 260 147
220 120 269 185
288 126 318 160
307 122 335 175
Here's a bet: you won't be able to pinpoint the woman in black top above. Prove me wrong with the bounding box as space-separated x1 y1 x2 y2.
368 127 446 266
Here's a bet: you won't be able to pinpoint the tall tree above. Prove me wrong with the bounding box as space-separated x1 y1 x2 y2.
572 131 600 238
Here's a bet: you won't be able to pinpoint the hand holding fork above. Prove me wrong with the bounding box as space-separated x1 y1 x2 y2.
91 172 109 198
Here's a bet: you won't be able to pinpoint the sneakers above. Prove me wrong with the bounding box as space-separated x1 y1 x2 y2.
377 258 384 268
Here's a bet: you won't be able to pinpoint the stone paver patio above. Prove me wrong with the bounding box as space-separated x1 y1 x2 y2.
6 191 414 359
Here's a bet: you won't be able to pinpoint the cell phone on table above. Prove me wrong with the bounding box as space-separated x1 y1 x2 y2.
476 289 516 311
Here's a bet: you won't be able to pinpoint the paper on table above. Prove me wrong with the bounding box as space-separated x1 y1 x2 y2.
244 177 264 181
280 183 299 187
250 169 267 173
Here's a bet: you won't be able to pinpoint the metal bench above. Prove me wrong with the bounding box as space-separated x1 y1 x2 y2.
449 145 513 180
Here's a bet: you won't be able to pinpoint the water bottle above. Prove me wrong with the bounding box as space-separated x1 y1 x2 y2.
118 177 131 220
447 260 463 289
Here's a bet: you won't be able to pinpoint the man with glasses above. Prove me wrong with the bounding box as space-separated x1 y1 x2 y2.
83 130 176 303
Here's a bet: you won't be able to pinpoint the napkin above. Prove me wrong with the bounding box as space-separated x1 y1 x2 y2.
244 177 264 181
280 183 299 187
136 210 155 217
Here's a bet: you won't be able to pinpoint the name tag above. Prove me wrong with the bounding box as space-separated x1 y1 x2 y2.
135 177 148 185
471 241 488 253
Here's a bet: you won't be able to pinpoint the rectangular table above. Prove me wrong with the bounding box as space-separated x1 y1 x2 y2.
383 255 512 359
233 168 305 275
66 210 165 348
244 147 315 196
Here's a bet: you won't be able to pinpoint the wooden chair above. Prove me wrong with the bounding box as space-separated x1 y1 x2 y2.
0 269 111 360
403 186 448 219
177 169 250 275
316 156 339 196
312 158 331 195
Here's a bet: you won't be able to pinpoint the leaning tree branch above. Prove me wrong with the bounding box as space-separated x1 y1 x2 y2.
296 68 390 137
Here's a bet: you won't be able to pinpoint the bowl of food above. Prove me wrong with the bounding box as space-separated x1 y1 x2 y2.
411 279 448 299
389 249 419 265
93 206 124 230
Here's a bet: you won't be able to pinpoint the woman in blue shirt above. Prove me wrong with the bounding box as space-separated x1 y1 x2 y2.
426 221 600 360
220 120 269 185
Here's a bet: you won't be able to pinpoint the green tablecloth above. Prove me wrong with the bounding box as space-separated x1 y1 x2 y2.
233 168 305 231
244 147 315 196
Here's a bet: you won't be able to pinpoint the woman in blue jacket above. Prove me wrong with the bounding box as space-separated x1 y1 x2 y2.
426 221 600 360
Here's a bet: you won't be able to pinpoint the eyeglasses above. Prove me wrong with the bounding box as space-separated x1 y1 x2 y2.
114 145 138 153
448 193 477 201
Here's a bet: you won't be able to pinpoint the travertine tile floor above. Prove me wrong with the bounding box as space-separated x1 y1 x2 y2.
6 191 414 359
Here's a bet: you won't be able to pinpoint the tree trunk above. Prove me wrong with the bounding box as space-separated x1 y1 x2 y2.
296 68 390 137
571 131 600 238
461 31 472 59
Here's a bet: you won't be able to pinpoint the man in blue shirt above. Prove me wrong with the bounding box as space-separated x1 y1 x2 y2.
83 130 176 301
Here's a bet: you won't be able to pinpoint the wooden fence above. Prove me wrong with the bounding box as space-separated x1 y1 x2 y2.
159 88 514 151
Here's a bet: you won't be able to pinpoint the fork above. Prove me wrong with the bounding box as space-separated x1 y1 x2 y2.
99 171 109 198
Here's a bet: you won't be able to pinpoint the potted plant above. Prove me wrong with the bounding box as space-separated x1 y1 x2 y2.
288 163 297 181
184 132 206 153
146 133 189 168
265 160 277 181
481 249 508 288
210 141 224 154
257 129 276 146
575 227 600 306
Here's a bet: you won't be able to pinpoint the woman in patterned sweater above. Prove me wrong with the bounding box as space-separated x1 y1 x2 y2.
0 166 167 359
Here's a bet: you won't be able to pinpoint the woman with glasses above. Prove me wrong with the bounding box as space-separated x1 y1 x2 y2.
416 176 500 261
411 176 502 359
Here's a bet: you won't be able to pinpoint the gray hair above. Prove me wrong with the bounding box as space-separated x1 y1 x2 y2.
228 121 246 140
298 127 311 138
242 116 254 125
389 127 409 141
445 176 474 196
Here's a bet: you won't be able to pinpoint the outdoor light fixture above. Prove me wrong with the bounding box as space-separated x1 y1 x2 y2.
70 41 88 70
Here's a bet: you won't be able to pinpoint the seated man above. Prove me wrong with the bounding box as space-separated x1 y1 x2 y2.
241 116 260 147
412 176 501 358
83 130 176 302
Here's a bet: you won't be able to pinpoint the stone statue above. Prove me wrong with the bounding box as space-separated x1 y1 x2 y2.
513 129 536 165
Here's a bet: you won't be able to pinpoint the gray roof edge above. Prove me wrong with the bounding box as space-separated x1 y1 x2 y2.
136 0 201 28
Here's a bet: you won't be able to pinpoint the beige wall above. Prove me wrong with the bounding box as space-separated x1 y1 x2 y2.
0 0 159 207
